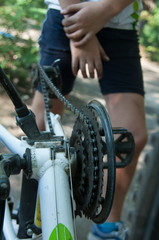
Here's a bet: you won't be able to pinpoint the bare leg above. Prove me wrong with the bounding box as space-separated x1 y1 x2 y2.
104 93 147 222
31 90 67 131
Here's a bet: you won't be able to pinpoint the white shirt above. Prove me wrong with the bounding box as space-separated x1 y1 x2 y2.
44 0 143 30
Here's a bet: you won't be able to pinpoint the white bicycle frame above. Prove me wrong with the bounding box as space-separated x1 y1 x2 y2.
0 112 76 240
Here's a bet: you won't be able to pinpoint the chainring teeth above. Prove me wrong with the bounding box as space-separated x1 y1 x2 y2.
70 106 104 219
38 66 115 222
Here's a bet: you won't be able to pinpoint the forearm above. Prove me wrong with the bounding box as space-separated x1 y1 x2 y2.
100 0 136 21
58 0 80 9
61 0 138 45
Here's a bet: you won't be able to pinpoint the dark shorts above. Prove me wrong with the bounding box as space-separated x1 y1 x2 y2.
37 9 144 96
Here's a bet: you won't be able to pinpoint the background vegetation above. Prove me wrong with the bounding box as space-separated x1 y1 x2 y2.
0 0 46 93
140 0 159 62
0 0 159 94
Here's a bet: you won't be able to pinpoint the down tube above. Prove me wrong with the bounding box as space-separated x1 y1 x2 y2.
38 160 75 240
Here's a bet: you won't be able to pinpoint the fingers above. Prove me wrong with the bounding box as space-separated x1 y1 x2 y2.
62 16 88 44
72 57 79 77
72 56 94 79
99 45 110 62
80 61 88 79
61 4 81 17
63 24 78 35
72 33 93 47
70 37 109 79
65 29 85 42
81 61 102 79
94 61 103 79
71 55 88 78
71 51 105 79
87 62 95 79
72 60 102 79
62 8 93 46
62 15 76 28
62 18 86 44
65 29 93 47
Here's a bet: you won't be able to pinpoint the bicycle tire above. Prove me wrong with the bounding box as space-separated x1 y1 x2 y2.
0 200 5 239
2 233 5 240
123 131 159 240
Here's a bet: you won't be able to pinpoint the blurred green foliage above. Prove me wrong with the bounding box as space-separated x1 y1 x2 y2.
140 3 159 62
0 0 46 93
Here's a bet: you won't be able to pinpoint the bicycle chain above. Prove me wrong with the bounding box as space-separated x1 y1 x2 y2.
40 76 54 135
38 63 104 220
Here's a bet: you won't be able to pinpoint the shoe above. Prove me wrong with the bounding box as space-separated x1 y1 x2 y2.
87 221 129 240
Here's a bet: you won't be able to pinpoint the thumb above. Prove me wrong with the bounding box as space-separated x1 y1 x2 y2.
100 46 110 62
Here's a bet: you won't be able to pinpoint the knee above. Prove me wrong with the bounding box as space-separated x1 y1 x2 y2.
133 127 148 156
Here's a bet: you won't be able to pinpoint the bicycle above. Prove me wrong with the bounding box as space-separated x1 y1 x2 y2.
122 127 159 240
0 64 134 240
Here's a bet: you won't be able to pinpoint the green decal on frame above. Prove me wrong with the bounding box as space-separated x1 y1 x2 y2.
49 223 73 240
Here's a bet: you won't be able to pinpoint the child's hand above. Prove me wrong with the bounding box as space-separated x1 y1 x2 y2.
61 1 107 46
70 36 109 79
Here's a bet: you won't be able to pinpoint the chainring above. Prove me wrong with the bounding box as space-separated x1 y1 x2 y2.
70 100 116 224
88 100 116 223
37 64 116 223
70 106 104 220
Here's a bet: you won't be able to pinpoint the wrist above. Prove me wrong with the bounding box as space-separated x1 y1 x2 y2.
100 0 120 20
100 0 134 21
59 0 80 9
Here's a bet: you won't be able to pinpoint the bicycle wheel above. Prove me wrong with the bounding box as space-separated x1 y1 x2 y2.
0 200 5 240
123 131 159 240
1 232 5 240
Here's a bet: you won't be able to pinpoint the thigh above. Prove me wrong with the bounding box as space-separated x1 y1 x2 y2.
39 50 75 96
37 9 75 96
39 9 70 52
104 93 147 159
97 28 144 96
104 93 147 173
104 93 146 131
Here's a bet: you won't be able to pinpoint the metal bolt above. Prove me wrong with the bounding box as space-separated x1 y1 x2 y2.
27 228 33 237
